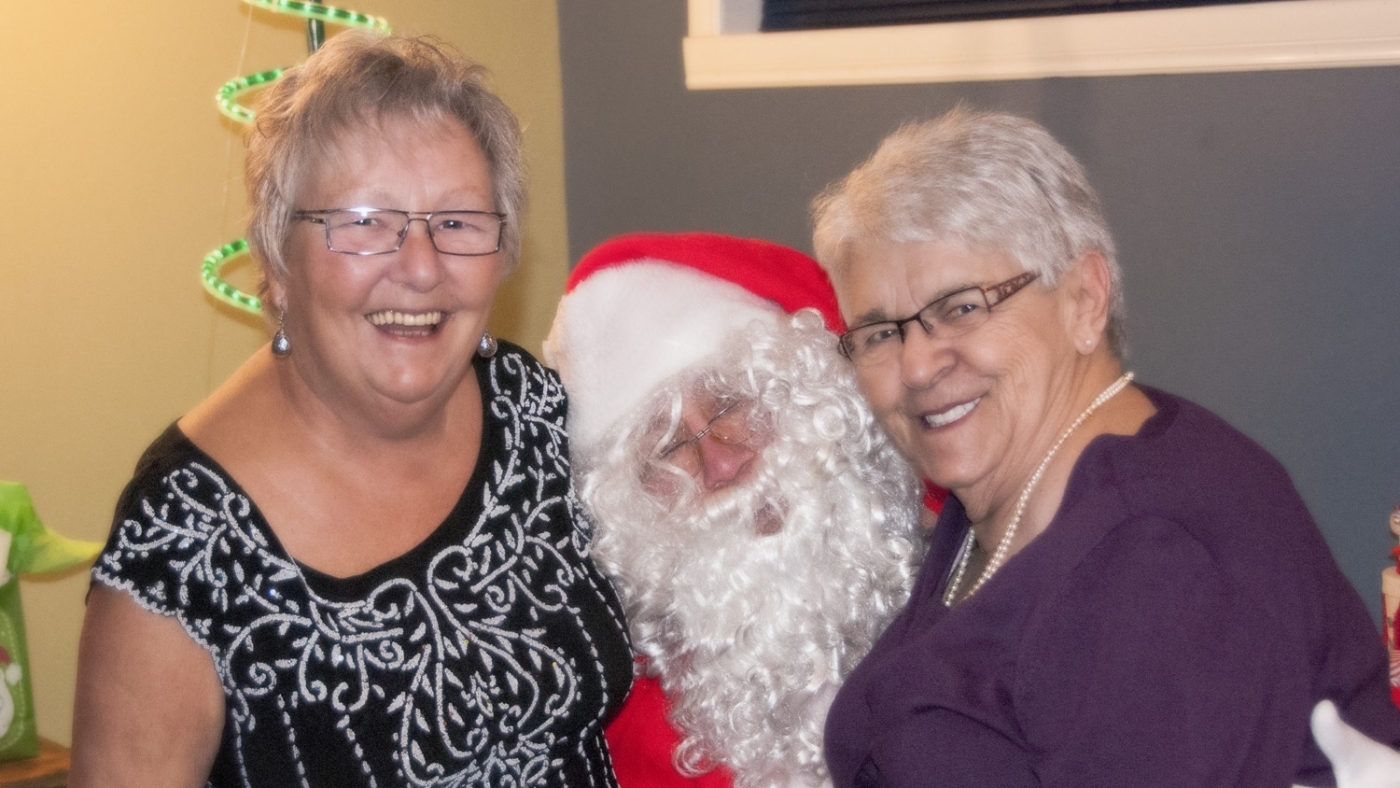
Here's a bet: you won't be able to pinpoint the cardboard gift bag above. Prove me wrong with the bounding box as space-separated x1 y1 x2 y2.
0 481 102 759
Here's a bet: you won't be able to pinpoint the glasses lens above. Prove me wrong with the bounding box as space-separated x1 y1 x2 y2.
704 403 754 446
324 210 405 254
429 212 503 256
842 323 901 366
924 287 991 337
648 434 702 486
654 400 751 464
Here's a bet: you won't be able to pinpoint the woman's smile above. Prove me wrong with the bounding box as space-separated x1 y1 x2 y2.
920 396 981 429
365 309 446 338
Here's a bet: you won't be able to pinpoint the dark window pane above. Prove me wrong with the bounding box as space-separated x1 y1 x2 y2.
762 0 1293 32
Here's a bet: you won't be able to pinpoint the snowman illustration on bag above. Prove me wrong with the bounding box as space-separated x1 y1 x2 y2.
0 644 23 740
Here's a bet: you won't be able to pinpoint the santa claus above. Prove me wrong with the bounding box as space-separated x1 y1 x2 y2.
545 232 924 788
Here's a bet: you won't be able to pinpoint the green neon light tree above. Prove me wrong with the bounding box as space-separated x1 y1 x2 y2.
201 0 390 315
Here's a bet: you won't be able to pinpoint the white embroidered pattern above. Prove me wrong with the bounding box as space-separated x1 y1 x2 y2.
95 350 628 788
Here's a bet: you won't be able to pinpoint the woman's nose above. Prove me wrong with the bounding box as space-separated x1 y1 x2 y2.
696 436 759 492
392 219 447 290
898 325 953 390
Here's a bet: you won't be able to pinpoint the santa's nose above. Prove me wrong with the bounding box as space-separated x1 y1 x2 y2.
696 437 759 492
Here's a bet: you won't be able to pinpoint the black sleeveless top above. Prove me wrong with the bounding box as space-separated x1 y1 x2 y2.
94 343 633 787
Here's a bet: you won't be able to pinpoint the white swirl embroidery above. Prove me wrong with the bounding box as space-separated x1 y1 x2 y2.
95 352 623 788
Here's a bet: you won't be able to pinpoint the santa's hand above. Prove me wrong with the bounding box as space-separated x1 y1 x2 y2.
1295 700 1400 788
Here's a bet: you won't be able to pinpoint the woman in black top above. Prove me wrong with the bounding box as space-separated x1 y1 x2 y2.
72 30 631 787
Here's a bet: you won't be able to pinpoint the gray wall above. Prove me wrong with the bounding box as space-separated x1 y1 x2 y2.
558 2 1400 618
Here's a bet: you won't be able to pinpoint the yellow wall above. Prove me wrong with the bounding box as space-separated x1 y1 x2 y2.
0 0 567 745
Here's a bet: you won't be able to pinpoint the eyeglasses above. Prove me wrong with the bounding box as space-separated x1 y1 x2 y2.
648 401 756 480
294 207 506 257
838 271 1040 366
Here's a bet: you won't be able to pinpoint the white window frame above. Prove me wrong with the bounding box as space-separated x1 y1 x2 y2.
684 0 1400 89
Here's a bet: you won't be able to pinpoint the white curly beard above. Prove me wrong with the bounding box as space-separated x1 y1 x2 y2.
577 311 921 788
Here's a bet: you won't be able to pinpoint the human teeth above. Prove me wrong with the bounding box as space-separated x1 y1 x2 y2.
924 398 979 428
367 310 442 327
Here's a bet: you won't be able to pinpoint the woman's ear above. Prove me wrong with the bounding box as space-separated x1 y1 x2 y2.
262 269 287 316
1064 251 1112 355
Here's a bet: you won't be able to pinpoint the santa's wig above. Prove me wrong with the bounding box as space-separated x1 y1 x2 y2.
547 232 921 786
576 309 920 787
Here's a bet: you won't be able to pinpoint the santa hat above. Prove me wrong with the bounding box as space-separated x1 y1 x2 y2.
544 232 845 457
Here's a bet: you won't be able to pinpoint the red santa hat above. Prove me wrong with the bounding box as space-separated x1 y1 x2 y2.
544 232 845 457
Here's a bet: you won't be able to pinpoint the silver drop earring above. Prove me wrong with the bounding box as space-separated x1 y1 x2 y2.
476 331 497 359
271 309 292 357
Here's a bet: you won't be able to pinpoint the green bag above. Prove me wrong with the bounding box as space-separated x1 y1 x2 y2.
0 481 102 759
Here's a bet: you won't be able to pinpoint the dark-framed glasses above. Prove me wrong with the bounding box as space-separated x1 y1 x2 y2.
838 271 1040 366
294 207 506 257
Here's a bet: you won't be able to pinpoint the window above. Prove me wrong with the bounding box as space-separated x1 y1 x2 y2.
760 0 1292 31
683 0 1400 88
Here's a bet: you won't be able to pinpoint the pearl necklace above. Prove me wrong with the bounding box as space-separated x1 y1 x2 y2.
942 371 1135 607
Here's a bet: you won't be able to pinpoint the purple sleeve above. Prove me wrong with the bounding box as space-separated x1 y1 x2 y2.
1015 516 1315 788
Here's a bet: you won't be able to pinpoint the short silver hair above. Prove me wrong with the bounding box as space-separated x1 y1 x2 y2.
245 29 526 287
812 107 1126 358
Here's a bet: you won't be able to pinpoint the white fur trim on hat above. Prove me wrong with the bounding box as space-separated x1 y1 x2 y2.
544 261 782 457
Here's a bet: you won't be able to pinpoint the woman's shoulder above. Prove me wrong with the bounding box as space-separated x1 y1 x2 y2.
1102 385 1301 517
1061 385 1330 587
1131 385 1286 473
104 421 265 541
94 420 293 633
485 339 556 380
127 422 202 482
479 339 569 419
111 423 242 518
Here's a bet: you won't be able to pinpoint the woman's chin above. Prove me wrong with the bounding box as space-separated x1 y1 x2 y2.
361 337 476 397
913 448 983 497
905 429 966 480
351 355 471 409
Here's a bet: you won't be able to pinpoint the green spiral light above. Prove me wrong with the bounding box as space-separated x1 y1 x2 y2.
244 0 388 29
217 68 285 125
202 0 391 315
202 240 261 313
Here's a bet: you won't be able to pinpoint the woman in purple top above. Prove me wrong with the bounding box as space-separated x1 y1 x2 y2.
807 107 1400 787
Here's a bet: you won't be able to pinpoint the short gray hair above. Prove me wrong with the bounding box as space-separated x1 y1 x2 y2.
245 29 526 286
812 107 1126 358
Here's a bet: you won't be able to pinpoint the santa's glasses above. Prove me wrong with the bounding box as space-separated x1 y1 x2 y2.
641 399 760 488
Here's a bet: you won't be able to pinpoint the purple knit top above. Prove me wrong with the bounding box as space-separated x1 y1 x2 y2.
825 386 1400 788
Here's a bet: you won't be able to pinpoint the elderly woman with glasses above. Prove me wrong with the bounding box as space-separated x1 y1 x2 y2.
810 107 1400 787
71 31 632 787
